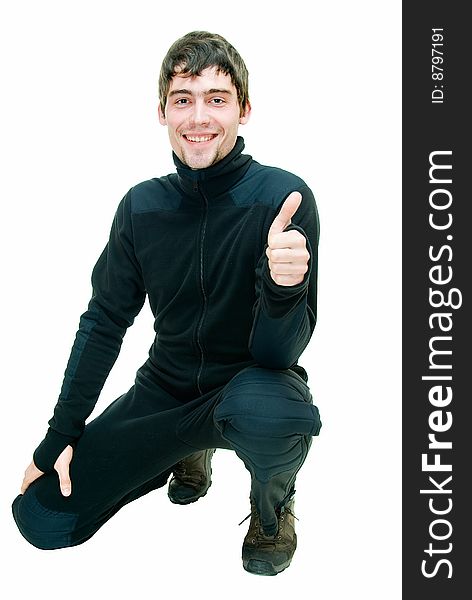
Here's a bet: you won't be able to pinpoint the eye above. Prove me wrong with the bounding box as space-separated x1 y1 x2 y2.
175 98 190 105
210 97 225 105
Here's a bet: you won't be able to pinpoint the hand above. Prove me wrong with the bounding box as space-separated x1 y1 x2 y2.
20 445 74 497
266 191 310 286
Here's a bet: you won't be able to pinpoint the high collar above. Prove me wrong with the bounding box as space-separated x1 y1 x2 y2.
173 136 252 197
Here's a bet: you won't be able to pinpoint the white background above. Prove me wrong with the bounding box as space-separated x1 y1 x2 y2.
0 1 401 598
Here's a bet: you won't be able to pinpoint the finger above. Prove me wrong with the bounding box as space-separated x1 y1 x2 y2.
53 444 74 496
269 261 309 276
21 476 37 494
269 273 305 287
20 477 30 495
267 230 307 251
266 247 291 263
268 192 302 238
20 462 44 494
266 246 310 264
58 467 72 497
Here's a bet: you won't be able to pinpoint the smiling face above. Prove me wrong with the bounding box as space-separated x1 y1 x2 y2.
158 66 251 170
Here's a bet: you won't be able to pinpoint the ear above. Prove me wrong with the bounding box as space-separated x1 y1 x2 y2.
158 103 167 126
239 100 252 125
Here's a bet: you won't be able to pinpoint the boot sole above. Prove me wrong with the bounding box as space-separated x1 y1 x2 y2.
243 557 292 576
167 480 212 505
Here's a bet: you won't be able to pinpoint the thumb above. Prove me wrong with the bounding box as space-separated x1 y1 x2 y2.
54 445 73 497
268 191 303 239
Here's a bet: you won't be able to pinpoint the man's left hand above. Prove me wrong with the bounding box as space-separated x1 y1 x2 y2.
266 191 310 286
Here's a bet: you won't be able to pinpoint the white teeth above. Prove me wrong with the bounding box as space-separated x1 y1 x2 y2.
185 135 214 143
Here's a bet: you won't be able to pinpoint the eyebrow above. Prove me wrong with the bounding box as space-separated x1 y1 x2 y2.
168 88 234 97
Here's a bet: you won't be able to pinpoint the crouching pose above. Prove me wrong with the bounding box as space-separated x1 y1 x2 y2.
13 31 321 576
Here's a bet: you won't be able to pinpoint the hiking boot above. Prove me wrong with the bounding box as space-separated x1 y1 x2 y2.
167 449 215 505
241 497 298 576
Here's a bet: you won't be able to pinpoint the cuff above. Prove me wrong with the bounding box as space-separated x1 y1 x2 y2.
33 428 77 473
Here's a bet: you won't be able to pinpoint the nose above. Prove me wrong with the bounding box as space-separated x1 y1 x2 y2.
189 98 210 127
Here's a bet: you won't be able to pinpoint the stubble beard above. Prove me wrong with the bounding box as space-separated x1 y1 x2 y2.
181 145 222 170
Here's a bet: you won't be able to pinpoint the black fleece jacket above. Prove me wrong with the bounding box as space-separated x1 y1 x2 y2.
34 137 320 472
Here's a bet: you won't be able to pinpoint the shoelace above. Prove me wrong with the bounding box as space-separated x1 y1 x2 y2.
281 506 299 520
172 461 205 487
238 512 253 527
173 461 186 476
238 505 299 527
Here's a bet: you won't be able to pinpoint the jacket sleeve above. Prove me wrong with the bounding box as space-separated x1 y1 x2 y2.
33 190 147 472
248 184 319 370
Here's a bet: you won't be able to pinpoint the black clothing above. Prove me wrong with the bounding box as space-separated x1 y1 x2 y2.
12 136 321 551
13 365 319 548
33 136 320 472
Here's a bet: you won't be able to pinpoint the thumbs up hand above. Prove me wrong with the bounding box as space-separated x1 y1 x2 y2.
266 191 310 286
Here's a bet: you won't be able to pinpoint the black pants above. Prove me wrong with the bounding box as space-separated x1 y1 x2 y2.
12 364 321 549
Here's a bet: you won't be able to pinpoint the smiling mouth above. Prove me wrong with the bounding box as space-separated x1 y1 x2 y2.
183 134 218 143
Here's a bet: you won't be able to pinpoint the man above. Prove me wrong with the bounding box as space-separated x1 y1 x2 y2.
12 31 321 576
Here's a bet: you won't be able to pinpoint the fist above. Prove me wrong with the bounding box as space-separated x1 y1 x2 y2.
266 191 310 286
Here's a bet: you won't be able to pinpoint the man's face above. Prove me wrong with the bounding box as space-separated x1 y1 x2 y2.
159 66 251 170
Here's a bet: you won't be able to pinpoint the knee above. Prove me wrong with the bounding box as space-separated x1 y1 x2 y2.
215 366 321 438
12 490 78 550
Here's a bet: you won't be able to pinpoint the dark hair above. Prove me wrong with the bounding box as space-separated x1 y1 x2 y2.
159 31 249 116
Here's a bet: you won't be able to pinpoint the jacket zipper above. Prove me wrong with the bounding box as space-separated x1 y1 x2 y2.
195 182 208 395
